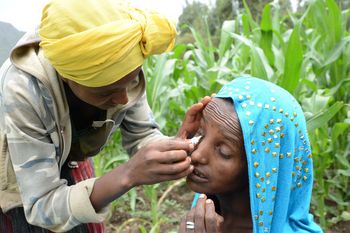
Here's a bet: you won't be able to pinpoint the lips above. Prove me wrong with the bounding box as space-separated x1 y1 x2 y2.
188 168 209 183
193 168 207 178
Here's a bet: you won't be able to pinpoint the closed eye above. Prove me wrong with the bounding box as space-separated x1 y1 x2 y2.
216 145 232 159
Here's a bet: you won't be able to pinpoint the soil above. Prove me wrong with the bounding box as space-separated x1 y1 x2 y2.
104 182 350 233
327 221 350 233
105 181 194 233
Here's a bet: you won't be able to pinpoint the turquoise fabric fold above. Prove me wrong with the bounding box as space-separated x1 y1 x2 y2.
191 77 323 233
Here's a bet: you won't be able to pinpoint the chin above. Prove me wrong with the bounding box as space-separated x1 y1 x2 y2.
186 177 212 194
97 106 110 110
97 104 118 110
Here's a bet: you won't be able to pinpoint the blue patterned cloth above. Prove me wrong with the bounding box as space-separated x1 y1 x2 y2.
192 77 323 233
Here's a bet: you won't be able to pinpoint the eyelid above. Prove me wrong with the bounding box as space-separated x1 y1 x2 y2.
217 145 232 159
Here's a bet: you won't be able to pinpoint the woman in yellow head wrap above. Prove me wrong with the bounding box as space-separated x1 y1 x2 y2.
0 0 210 232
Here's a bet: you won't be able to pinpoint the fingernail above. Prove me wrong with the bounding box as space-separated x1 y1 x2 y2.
206 199 212 204
189 165 194 171
189 143 194 151
199 193 206 198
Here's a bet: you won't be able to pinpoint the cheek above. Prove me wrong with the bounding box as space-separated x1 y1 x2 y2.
212 160 247 189
79 92 107 105
70 86 89 101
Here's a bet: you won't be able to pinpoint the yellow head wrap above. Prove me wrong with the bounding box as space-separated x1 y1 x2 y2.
39 0 176 87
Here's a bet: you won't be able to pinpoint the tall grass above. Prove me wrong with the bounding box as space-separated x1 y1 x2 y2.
94 0 349 231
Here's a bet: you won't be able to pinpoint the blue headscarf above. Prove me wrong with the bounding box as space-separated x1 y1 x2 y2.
192 77 323 233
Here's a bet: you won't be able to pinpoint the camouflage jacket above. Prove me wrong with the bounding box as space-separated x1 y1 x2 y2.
0 31 164 232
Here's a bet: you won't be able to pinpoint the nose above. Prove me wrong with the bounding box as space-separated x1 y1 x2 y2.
110 89 128 105
190 139 208 164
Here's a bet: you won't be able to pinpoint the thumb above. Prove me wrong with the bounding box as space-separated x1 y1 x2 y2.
216 213 224 233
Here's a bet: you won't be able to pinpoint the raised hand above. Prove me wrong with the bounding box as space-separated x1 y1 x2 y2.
125 138 194 186
179 194 224 233
177 96 211 139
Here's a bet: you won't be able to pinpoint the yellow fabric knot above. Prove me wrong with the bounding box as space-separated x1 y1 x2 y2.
39 0 176 87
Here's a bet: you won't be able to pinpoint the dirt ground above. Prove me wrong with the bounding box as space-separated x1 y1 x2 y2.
105 183 350 233
106 183 194 233
327 221 350 233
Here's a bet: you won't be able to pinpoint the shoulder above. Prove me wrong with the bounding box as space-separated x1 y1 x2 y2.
1 61 40 97
1 62 55 127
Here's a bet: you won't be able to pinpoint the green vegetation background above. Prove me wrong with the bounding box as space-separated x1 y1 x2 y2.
94 0 350 232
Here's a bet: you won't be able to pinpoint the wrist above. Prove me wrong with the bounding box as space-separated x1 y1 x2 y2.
118 162 136 189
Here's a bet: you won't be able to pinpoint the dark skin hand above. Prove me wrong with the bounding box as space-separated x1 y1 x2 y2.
91 139 194 211
179 194 224 233
177 96 212 139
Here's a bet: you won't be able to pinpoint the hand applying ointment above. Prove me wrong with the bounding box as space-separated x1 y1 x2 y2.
190 135 202 146
189 135 202 157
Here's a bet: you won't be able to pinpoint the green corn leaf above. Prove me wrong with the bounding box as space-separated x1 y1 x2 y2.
335 154 350 169
300 79 318 92
204 18 215 66
251 48 268 80
326 0 342 44
260 4 274 66
103 155 128 170
219 20 235 57
149 223 161 233
128 188 137 213
307 101 344 131
340 211 350 221
138 226 147 233
337 169 350 177
280 23 303 94
331 122 350 143
242 0 259 31
172 44 187 59
229 33 272 80
323 36 350 66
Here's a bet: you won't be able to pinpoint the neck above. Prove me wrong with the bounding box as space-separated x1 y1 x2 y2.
63 82 102 130
216 187 252 233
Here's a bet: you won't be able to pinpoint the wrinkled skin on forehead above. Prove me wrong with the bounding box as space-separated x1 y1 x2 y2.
203 98 244 152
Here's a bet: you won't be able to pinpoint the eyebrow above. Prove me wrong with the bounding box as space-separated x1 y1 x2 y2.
88 79 133 94
220 125 241 144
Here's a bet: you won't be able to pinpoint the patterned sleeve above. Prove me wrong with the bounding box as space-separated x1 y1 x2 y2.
1 65 107 232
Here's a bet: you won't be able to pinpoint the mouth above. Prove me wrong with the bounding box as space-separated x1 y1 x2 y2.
188 168 209 183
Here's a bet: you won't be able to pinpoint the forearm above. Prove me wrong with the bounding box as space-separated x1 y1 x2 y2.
91 137 194 211
90 162 134 211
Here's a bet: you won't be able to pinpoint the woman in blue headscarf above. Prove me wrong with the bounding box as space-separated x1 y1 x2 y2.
179 77 323 233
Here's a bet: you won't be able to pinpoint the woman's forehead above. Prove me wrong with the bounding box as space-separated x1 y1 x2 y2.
202 97 244 149
204 98 234 114
204 98 238 127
